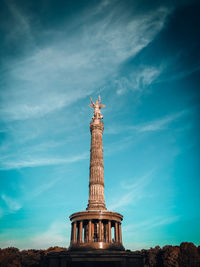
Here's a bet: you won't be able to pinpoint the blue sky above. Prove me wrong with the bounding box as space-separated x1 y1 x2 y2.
0 0 199 250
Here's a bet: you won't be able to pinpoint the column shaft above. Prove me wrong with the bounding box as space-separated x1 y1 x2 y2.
119 223 122 243
115 222 119 242
88 220 92 242
99 220 102 241
102 222 104 242
70 223 73 242
73 222 77 243
105 223 108 242
87 121 106 210
78 221 83 243
108 221 111 242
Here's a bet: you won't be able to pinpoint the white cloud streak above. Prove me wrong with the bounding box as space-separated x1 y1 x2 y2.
108 170 155 210
135 110 187 132
0 152 89 170
116 66 162 95
124 215 179 234
105 110 188 135
1 194 22 212
28 176 64 199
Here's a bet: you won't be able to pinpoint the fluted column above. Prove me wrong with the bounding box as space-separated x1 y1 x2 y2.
87 119 106 210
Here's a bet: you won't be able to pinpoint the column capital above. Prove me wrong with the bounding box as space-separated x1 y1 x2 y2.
90 121 104 133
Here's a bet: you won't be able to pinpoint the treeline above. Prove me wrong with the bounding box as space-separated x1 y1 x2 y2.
140 242 200 267
0 242 199 267
0 246 66 267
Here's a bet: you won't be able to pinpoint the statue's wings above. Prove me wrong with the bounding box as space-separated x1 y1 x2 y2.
89 97 95 108
98 96 105 108
99 104 105 109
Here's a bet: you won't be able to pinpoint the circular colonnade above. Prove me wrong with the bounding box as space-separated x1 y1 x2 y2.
69 211 124 250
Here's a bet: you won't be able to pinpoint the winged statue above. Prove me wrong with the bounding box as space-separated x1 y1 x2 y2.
89 95 105 120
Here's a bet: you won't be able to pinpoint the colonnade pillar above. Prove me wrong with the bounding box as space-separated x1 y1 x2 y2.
99 220 102 241
115 222 119 242
119 223 122 243
72 222 77 242
88 220 92 242
78 221 83 243
108 221 111 242
70 223 73 242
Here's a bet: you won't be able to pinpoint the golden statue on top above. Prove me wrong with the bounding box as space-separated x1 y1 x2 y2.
89 95 105 121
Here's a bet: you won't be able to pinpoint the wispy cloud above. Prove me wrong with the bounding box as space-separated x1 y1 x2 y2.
1 194 22 212
116 66 162 95
0 3 170 121
105 110 188 135
0 220 70 249
124 215 179 234
30 220 69 249
29 176 63 199
135 110 187 132
4 1 34 45
0 152 89 170
0 2 171 175
108 170 155 210
123 215 179 250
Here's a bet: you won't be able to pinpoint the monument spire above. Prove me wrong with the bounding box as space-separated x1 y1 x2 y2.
87 96 106 210
69 96 124 251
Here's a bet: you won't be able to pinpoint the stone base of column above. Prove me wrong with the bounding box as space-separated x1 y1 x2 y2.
86 202 107 210
46 250 144 267
69 241 124 251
